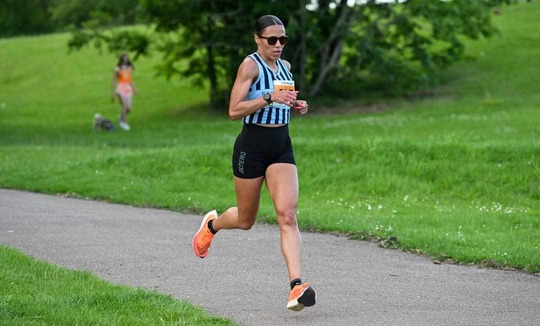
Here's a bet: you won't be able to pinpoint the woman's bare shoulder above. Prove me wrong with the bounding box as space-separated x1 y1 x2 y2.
237 56 259 79
282 59 291 71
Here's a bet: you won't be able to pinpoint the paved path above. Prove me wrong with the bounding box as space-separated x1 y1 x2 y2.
1 189 539 325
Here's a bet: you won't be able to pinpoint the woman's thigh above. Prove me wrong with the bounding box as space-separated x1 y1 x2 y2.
234 176 264 225
265 163 299 216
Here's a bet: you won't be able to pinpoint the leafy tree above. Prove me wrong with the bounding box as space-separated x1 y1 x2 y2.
324 0 517 97
68 0 516 109
49 0 140 29
0 0 54 37
140 0 303 107
0 0 141 38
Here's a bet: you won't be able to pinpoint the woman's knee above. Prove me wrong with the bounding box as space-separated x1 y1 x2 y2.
237 220 255 230
234 207 256 230
277 208 298 227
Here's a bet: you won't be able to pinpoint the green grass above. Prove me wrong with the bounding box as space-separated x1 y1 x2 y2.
0 0 539 323
0 246 237 325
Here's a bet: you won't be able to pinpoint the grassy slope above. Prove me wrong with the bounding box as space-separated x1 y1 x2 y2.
0 0 538 271
0 1 538 324
291 2 540 271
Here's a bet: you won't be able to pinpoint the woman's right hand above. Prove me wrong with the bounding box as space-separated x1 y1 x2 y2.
272 90 298 106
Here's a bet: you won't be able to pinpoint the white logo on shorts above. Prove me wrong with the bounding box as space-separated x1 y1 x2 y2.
238 151 246 174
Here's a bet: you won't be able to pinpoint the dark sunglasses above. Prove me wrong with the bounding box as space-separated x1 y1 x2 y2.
258 35 289 46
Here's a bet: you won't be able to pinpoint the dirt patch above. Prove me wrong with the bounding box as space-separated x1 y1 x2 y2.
309 88 457 116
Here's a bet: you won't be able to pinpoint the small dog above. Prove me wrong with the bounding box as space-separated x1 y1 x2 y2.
93 113 115 132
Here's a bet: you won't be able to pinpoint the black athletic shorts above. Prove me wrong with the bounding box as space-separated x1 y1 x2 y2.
232 124 295 179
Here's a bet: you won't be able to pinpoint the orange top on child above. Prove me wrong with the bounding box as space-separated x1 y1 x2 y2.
117 68 132 84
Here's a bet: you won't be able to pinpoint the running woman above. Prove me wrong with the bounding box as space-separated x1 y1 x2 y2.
111 53 137 131
192 14 316 311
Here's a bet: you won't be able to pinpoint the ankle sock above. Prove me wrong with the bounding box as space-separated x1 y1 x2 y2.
207 219 217 234
290 278 302 290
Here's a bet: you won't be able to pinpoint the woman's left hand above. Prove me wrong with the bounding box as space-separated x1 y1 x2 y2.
292 100 309 115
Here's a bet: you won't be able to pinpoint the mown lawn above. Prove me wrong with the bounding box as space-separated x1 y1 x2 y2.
0 1 539 324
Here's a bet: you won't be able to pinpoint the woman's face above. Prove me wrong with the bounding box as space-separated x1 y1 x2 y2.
255 25 287 61
120 54 129 64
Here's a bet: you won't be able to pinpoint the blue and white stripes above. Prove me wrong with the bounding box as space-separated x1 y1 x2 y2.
243 52 294 125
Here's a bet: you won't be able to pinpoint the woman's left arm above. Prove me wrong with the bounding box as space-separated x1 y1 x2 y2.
284 60 309 115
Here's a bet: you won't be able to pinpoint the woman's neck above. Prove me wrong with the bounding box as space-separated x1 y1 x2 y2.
256 52 278 72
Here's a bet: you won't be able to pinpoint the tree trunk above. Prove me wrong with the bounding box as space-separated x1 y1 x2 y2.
309 4 354 97
206 44 218 108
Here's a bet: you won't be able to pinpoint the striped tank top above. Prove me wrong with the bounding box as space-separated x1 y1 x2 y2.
243 52 294 125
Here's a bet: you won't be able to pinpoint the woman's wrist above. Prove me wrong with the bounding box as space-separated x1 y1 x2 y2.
262 92 272 105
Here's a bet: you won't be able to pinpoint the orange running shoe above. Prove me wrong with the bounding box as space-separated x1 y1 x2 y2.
192 210 217 258
287 283 316 311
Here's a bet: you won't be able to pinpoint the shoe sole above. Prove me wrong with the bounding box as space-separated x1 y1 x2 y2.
287 286 316 311
191 210 217 258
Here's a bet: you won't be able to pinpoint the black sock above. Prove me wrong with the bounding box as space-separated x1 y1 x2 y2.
207 219 217 234
290 278 302 290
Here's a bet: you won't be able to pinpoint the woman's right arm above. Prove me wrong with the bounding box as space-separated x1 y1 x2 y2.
228 59 263 121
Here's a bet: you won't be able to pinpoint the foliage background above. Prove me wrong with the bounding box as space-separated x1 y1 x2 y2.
62 0 515 108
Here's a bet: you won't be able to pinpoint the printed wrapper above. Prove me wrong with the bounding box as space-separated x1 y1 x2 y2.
274 80 295 92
